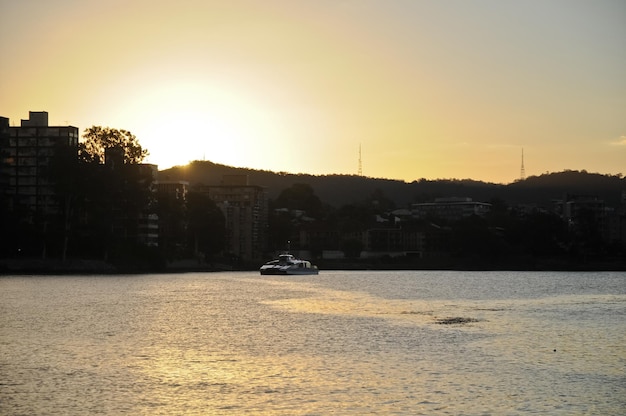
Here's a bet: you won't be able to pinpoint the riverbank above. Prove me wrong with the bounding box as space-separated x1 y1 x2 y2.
0 258 118 275
3 254 625 275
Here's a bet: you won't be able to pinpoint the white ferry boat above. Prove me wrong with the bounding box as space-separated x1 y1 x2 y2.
259 253 319 275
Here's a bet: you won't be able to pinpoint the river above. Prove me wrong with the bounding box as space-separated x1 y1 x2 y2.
1 270 624 415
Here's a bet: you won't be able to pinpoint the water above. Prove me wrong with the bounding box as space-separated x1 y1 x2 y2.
1 271 624 415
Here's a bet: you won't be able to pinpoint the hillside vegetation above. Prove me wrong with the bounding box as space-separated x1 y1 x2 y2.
159 162 625 208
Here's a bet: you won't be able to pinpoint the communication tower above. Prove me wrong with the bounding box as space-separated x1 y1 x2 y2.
520 148 526 180
358 144 363 176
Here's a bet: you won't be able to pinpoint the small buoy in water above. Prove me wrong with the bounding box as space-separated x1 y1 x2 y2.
553 349 557 352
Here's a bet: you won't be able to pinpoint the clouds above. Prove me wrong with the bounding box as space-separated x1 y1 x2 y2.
611 136 626 146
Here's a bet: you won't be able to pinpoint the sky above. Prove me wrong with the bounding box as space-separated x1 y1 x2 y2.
1 0 625 184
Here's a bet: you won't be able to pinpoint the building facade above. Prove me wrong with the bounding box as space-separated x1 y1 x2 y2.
135 164 160 247
0 117 10 209
361 226 425 258
1 112 79 219
411 197 491 222
205 175 268 261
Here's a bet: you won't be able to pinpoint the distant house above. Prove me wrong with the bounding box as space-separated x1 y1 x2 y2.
361 226 425 258
411 197 491 222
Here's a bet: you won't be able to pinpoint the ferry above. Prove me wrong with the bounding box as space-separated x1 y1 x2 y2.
259 253 319 275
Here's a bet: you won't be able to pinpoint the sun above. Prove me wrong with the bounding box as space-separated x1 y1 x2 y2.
139 106 247 170
112 81 272 170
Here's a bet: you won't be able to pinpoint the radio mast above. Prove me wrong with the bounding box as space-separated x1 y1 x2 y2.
520 148 526 180
358 144 363 176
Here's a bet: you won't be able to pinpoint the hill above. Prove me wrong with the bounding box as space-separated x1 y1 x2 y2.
159 162 626 209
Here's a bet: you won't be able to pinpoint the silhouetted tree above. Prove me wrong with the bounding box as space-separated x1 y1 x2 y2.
450 215 508 261
569 208 604 258
333 204 373 233
80 126 148 164
509 211 567 257
156 187 188 260
368 188 396 211
70 127 154 263
267 207 293 253
274 183 323 218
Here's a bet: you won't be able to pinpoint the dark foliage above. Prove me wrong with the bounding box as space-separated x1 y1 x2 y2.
80 126 148 164
274 183 324 217
186 190 225 260
158 161 626 269
160 162 625 209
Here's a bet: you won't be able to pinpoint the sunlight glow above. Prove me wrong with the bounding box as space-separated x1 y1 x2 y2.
2 0 624 182
112 81 274 169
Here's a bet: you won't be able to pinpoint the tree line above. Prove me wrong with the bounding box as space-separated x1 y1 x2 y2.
160 161 626 209
0 127 227 270
2 127 624 271
266 182 624 269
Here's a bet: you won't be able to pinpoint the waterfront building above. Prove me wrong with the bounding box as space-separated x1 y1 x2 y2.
361 226 425 258
411 197 491 222
0 111 79 219
204 175 268 261
136 164 159 247
0 117 10 211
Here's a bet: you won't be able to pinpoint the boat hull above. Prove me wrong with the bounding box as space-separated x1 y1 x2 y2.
260 266 319 275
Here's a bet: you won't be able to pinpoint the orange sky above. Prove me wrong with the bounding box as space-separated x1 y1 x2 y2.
1 0 625 184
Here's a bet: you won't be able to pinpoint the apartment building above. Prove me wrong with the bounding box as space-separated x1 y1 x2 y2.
204 175 268 261
0 117 10 209
0 112 79 219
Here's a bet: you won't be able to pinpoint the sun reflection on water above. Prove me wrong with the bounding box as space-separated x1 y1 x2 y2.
1 272 624 415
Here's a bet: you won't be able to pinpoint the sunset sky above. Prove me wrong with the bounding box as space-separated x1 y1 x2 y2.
1 0 624 184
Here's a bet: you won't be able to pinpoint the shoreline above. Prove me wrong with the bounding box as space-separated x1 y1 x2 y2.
2 256 625 275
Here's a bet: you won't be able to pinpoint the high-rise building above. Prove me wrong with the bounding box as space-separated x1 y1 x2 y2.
1 112 79 219
205 175 268 261
135 164 160 247
0 117 11 209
